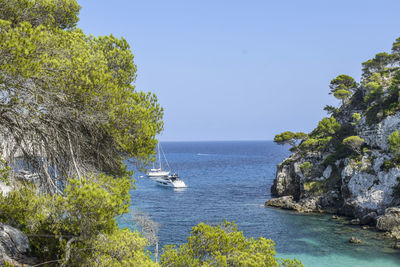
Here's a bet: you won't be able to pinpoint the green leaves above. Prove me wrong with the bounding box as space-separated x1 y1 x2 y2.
161 221 303 267
0 0 81 29
0 7 163 188
274 131 307 152
388 130 400 156
316 117 341 138
342 136 365 155
329 75 357 104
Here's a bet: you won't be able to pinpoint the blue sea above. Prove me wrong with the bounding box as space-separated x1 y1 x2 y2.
121 141 400 266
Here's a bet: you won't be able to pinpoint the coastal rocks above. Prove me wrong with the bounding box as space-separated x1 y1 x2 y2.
376 207 400 235
360 212 378 225
392 240 400 249
358 112 400 151
265 196 303 212
343 163 400 215
265 196 319 212
322 165 332 180
349 236 361 244
271 163 297 198
0 182 12 196
0 223 36 266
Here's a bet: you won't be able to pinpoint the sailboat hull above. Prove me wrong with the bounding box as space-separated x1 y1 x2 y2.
155 177 187 188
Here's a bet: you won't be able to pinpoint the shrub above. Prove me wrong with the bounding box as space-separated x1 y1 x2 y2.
389 130 400 155
299 162 313 176
381 160 394 172
342 136 365 155
161 221 303 267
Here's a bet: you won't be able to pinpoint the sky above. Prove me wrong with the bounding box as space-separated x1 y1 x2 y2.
78 0 400 141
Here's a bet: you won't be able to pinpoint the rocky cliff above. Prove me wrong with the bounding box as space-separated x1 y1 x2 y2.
266 37 400 238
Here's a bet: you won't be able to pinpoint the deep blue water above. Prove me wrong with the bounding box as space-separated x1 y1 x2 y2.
121 141 400 266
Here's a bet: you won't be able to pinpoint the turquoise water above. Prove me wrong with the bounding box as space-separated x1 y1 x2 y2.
122 141 400 266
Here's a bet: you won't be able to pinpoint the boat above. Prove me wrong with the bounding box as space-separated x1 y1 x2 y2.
146 143 170 177
155 173 187 188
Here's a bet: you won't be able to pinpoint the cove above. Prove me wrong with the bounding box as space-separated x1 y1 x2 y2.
120 141 400 266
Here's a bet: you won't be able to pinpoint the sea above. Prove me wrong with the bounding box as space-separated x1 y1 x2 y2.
120 141 400 266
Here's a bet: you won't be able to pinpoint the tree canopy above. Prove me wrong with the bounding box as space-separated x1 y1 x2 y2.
274 131 307 152
0 0 81 29
0 0 163 193
342 136 364 155
161 221 303 267
329 75 357 104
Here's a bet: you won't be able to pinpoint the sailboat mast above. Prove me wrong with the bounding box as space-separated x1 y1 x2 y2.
158 142 162 170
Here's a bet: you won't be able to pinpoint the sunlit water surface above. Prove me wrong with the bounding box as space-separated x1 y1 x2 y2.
120 141 400 266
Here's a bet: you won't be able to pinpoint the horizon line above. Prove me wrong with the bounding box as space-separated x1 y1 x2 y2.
158 139 273 142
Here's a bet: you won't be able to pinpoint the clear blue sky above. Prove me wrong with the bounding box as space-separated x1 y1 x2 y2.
78 0 400 141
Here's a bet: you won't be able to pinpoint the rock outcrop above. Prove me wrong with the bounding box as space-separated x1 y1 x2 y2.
266 37 400 237
267 111 400 224
0 223 37 266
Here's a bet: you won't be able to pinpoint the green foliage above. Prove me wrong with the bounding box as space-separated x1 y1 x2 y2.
161 221 303 267
303 181 325 195
322 144 352 167
299 162 313 176
315 117 341 138
342 136 364 155
329 75 357 104
0 1 164 189
0 158 11 184
0 0 81 29
323 105 338 115
362 52 394 77
352 113 361 125
329 75 357 93
298 137 331 151
0 174 147 265
393 37 400 54
57 174 133 236
274 131 307 151
70 228 156 267
381 160 395 172
389 130 400 156
297 117 342 152
333 89 351 104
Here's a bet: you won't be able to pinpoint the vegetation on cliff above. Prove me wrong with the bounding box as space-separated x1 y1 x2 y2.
271 34 400 223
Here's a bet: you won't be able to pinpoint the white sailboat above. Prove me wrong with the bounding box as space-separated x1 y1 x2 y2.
155 173 186 188
146 143 187 188
146 143 170 177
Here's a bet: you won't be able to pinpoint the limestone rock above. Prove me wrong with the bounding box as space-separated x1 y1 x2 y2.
0 223 36 266
376 207 400 232
0 182 12 196
349 236 361 244
360 212 377 225
265 196 303 212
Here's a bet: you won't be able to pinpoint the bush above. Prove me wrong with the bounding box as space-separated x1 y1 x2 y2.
0 174 154 266
342 136 365 155
303 181 325 195
161 221 303 267
381 160 395 172
389 130 400 155
299 162 313 176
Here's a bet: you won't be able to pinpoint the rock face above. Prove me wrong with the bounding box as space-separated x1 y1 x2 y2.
376 207 400 237
0 223 36 266
349 236 361 244
267 84 400 236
